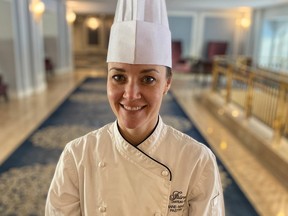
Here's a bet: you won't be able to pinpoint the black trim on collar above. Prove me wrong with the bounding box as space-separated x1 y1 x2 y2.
116 117 172 181
136 117 159 147
116 117 159 146
134 146 172 181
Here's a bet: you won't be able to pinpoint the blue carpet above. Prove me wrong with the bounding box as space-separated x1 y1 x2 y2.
0 77 259 215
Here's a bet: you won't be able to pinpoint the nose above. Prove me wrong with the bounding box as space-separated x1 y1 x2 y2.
123 81 141 100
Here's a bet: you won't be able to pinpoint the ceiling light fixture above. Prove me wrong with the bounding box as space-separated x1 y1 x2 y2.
30 0 45 20
66 9 76 24
86 17 100 30
240 16 251 28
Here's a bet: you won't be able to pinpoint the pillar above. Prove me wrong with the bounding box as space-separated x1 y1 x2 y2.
11 0 46 97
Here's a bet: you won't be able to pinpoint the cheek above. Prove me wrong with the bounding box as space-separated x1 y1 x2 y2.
107 83 122 102
148 89 164 105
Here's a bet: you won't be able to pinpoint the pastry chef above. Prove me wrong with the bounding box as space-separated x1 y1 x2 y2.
45 0 225 215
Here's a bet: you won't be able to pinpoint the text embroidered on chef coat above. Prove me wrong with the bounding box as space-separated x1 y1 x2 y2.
168 191 186 212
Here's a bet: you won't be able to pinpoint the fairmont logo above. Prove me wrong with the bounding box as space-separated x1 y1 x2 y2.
169 191 186 212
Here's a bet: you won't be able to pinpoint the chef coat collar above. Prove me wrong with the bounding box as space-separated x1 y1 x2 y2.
116 117 159 147
111 116 172 181
114 116 165 153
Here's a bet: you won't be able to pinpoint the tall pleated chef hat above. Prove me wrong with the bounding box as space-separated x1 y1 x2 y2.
107 0 172 68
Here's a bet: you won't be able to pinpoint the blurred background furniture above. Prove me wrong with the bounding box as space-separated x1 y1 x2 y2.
171 40 203 76
45 57 54 76
171 40 192 73
0 75 8 102
199 41 228 85
201 41 228 73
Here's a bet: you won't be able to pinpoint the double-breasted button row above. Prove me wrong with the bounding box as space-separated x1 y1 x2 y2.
99 206 106 212
161 170 169 177
98 207 161 215
98 161 105 168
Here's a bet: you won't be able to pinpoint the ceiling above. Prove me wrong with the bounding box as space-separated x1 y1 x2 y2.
66 0 288 14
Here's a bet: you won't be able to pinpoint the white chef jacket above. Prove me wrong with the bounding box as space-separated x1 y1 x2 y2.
45 116 225 216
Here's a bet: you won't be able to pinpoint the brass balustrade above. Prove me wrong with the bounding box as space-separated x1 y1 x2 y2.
212 56 288 144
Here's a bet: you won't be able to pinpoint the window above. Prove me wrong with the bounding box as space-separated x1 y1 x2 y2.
259 18 288 73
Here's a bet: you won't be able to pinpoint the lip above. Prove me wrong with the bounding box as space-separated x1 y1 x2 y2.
120 104 145 111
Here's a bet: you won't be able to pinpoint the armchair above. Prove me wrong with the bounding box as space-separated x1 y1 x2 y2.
0 75 8 102
196 41 228 85
45 57 54 75
201 41 228 73
171 40 192 73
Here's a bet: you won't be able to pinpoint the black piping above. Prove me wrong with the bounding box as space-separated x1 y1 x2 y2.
136 117 159 147
116 118 172 181
135 146 172 181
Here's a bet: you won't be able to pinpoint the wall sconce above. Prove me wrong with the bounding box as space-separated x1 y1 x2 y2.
240 16 251 28
236 11 251 29
66 9 76 24
30 0 45 20
86 17 100 30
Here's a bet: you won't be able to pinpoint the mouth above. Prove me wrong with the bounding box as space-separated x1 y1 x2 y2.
121 104 145 111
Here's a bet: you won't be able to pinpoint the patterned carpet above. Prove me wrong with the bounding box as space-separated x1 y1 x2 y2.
0 78 259 215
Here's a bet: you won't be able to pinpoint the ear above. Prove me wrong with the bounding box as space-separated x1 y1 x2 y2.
164 74 173 94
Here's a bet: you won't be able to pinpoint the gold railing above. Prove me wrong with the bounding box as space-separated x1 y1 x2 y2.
211 56 288 144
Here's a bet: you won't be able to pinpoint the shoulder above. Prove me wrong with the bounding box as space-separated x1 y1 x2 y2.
164 124 216 162
63 122 114 158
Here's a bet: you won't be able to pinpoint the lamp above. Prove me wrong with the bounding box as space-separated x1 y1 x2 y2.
86 17 100 30
236 9 251 29
30 0 45 20
66 9 76 24
240 16 251 28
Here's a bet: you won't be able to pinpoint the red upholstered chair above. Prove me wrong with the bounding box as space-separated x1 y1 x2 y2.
207 41 228 60
197 41 228 85
171 41 192 73
0 75 8 102
45 57 54 75
201 41 228 73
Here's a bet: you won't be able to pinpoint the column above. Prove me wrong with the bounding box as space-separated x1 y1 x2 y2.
56 0 74 73
11 0 46 97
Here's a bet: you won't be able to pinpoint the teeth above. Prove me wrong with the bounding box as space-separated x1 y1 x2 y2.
123 105 142 111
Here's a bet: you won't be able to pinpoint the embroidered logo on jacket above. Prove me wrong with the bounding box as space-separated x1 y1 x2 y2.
168 191 186 212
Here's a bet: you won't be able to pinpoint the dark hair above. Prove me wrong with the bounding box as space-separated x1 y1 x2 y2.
166 66 172 79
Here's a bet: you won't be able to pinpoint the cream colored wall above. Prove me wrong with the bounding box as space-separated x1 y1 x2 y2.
168 9 250 59
43 11 58 68
73 15 113 55
0 0 16 88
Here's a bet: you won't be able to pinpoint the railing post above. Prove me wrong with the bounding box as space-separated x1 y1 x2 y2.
245 72 254 118
226 64 232 103
211 60 219 92
273 84 287 145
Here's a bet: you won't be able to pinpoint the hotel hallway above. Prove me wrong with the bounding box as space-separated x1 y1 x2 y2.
0 68 287 216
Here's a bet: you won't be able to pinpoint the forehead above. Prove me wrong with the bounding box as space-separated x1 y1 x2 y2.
108 62 166 73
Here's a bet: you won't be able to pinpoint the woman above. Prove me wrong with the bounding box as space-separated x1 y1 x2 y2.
107 63 172 145
45 0 225 215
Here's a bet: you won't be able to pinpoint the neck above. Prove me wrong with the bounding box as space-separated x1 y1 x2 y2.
117 118 159 146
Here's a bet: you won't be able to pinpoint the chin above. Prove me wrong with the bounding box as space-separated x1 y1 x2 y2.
121 121 142 130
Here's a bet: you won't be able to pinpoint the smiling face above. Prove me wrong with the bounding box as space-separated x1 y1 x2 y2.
107 62 172 144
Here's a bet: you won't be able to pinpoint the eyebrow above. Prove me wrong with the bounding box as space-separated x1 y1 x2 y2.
141 68 160 74
108 67 126 72
108 67 160 74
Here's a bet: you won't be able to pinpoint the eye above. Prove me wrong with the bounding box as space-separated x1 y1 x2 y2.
142 76 156 84
112 74 126 83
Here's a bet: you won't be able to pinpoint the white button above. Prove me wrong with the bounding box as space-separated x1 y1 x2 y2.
161 170 169 177
99 206 106 212
98 161 105 168
213 197 218 206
